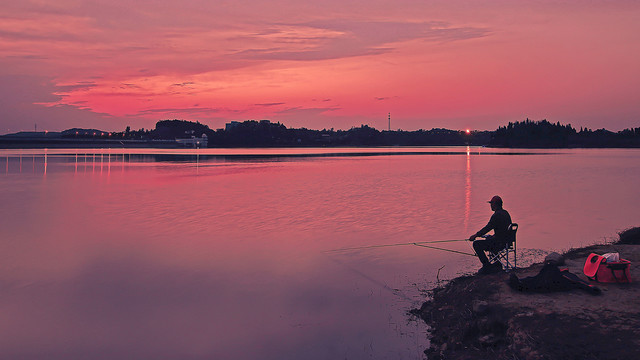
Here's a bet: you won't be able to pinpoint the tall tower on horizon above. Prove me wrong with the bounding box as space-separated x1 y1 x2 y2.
388 113 390 131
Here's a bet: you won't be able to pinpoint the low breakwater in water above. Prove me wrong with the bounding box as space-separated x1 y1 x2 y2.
411 227 640 360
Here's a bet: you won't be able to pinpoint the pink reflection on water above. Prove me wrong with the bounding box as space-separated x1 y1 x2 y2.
0 147 639 359
43 149 47 178
464 146 471 233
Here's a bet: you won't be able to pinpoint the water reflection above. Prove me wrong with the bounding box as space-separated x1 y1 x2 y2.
2 147 556 167
464 146 471 233
1 147 639 359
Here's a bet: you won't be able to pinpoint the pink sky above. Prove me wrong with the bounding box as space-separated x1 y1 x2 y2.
1 0 639 134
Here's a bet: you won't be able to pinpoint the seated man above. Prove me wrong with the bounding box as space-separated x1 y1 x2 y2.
468 195 512 274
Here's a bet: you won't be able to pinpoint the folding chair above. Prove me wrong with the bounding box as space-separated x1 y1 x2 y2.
488 223 518 271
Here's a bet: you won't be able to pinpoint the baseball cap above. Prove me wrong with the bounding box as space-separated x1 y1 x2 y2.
488 195 503 204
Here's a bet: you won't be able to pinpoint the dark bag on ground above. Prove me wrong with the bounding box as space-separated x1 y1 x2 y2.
508 263 601 295
583 253 632 283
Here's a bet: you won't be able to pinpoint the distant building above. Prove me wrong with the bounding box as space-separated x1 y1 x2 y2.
225 121 241 131
317 134 332 143
176 134 208 148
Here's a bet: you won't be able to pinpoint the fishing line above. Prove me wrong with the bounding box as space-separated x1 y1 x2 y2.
324 239 469 253
324 254 412 301
323 239 476 301
412 243 476 257
466 239 477 256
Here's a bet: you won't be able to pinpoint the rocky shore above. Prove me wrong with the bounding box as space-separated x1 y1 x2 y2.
411 227 640 360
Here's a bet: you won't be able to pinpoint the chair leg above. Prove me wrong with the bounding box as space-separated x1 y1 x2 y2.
506 248 509 270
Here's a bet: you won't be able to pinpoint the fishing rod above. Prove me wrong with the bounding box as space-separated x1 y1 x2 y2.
324 239 476 257
323 239 478 302
413 243 476 257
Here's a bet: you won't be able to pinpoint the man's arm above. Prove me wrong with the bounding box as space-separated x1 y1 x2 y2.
468 214 498 240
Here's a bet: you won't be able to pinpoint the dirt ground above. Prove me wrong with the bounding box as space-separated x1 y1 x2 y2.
411 235 640 360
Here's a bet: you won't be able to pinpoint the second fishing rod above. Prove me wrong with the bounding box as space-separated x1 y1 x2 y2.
325 238 475 256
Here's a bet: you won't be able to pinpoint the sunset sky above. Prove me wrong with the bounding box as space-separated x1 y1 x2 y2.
1 0 639 134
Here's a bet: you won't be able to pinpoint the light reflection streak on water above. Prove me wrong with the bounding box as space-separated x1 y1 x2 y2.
464 146 471 233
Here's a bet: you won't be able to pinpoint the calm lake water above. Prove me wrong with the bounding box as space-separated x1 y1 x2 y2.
1 147 639 359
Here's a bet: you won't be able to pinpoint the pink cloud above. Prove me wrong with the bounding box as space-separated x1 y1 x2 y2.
1 1 639 133
255 103 286 107
0 74 136 133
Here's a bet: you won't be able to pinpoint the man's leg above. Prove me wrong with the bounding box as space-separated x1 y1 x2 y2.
472 239 491 266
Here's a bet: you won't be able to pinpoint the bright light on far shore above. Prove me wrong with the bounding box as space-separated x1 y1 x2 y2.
465 129 471 134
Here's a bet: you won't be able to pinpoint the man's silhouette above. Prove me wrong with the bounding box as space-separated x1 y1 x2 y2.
468 195 512 274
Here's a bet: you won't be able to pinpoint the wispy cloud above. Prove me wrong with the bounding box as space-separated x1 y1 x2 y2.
171 82 196 87
254 102 286 107
276 106 340 116
232 20 489 62
135 107 225 116
374 96 399 101
55 82 98 92
0 74 120 132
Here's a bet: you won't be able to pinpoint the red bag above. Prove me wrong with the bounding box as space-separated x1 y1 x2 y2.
583 253 632 283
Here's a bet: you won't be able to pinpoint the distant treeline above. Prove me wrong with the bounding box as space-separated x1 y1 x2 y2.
10 118 640 148
212 121 491 147
489 119 640 148
99 119 491 147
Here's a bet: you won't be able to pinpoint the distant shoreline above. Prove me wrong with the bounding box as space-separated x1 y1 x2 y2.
2 141 640 150
3 119 639 149
0 138 180 149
